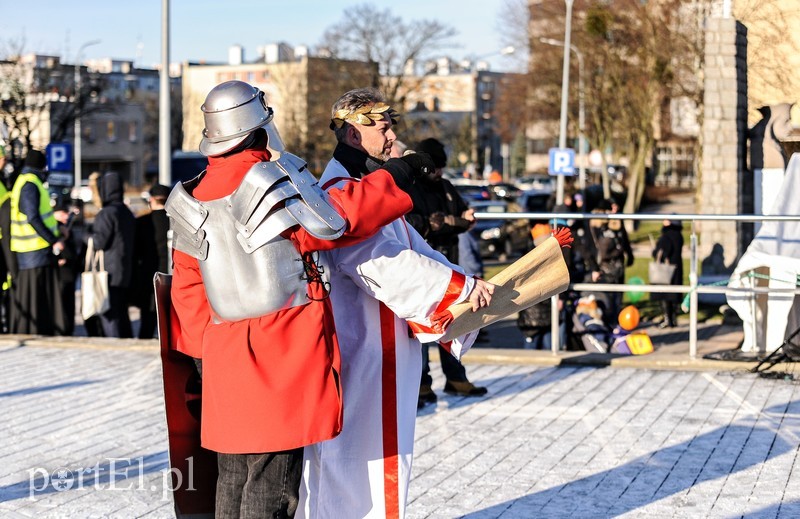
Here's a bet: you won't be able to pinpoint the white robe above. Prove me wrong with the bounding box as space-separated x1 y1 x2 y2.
299 159 476 518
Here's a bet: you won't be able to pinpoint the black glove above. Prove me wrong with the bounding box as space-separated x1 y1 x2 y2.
381 152 436 194
399 151 436 177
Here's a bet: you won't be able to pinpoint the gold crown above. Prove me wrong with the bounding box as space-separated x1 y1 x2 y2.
330 102 398 129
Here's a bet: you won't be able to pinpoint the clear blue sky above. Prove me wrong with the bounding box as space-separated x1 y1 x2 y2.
0 0 521 71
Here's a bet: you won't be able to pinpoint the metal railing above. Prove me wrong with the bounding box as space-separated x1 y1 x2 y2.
473 211 800 357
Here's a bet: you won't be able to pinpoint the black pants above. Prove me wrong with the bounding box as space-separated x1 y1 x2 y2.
60 281 76 336
215 449 303 519
99 287 133 338
662 301 677 327
138 305 157 339
420 342 468 387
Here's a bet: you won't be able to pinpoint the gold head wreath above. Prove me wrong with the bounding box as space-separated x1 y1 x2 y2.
329 102 399 130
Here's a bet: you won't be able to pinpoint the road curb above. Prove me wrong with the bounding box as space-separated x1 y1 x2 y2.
0 335 158 352
436 347 760 372
5 335 760 373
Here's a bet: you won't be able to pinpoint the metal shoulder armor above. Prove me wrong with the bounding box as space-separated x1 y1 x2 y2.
229 153 346 253
165 173 210 260
164 154 346 322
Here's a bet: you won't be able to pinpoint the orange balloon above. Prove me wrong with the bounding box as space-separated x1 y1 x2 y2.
618 305 640 331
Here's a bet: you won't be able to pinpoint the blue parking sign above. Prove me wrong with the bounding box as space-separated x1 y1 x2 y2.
548 148 575 176
46 142 73 172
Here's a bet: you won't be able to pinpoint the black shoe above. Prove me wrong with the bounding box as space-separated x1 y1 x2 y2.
417 385 437 408
443 380 488 397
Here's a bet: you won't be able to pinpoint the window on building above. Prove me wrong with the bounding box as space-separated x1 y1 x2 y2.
129 121 138 142
82 123 95 144
654 144 695 187
107 121 117 142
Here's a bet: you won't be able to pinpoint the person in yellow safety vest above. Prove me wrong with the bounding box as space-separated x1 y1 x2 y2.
8 149 67 335
0 144 12 332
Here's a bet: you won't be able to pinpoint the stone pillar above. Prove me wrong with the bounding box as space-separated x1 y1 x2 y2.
699 18 748 266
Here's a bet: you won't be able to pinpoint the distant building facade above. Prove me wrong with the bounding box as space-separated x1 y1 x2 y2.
394 57 523 178
181 54 377 173
0 53 177 188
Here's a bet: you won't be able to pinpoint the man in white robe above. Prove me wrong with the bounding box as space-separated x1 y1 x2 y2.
299 88 494 518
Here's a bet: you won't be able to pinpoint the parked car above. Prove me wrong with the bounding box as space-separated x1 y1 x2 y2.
454 183 491 202
518 188 553 217
470 200 532 261
515 174 555 192
487 182 522 201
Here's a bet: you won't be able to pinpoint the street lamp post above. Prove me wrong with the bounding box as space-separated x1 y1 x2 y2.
74 39 101 189
540 37 586 197
546 0 574 354
554 0 574 206
159 0 171 186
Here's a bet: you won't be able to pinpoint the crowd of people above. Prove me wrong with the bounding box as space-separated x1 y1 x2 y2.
518 192 684 351
0 142 170 338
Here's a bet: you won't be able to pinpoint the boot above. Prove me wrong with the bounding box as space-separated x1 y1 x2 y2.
444 380 488 397
417 384 437 409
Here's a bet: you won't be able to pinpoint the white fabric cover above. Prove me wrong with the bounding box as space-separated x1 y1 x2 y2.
727 153 800 352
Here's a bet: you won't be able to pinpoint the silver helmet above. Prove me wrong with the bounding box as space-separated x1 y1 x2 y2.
199 80 285 158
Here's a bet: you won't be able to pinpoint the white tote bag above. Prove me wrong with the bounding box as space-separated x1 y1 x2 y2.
81 237 111 320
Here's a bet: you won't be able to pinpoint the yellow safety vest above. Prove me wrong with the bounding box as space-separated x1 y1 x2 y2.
10 173 59 253
0 183 8 240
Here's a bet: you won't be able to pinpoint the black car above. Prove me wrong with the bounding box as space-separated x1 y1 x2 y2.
487 182 522 201
454 183 491 202
470 200 532 261
517 189 553 216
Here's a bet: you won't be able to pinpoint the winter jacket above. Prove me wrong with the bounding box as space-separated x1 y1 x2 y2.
91 171 135 288
651 223 684 302
405 176 471 262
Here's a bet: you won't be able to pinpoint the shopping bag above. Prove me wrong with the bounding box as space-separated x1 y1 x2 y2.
648 251 676 285
611 332 654 355
81 238 111 320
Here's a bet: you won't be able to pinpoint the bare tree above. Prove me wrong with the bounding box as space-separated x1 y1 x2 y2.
315 3 457 106
0 39 110 164
516 0 796 215
497 0 531 71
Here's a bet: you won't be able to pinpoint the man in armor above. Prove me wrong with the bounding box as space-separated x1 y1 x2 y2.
166 80 430 518
299 88 495 518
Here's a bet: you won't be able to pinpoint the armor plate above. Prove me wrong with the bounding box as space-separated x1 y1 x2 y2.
165 153 346 322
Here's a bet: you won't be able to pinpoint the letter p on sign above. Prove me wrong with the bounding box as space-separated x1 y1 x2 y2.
548 148 575 176
46 142 73 172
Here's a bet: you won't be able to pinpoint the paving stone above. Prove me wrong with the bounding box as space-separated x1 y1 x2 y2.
2 344 799 517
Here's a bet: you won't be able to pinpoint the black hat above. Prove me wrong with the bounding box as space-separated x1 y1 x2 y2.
416 138 447 168
148 184 171 199
52 197 70 212
24 149 47 170
596 198 613 211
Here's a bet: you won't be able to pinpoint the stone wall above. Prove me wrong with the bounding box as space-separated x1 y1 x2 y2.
699 18 749 266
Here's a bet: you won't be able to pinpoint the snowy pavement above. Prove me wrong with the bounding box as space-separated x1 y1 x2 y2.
1 342 799 518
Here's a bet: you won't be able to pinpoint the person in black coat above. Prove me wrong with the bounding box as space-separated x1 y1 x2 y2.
91 171 135 338
651 219 684 328
53 199 86 336
404 138 487 405
131 184 171 338
405 139 474 262
584 200 634 326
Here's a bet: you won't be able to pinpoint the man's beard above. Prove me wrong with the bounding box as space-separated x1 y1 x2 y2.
366 144 390 162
